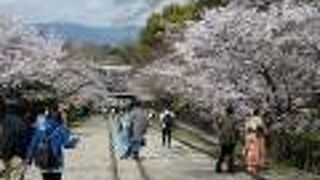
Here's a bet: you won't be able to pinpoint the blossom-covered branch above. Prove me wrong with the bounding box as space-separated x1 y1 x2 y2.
0 15 66 85
134 0 320 126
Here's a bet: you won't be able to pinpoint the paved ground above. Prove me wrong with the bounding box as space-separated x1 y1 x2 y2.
21 115 319 180
25 116 112 180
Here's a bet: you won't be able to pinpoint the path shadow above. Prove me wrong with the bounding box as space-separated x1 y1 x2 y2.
135 159 152 180
248 172 272 180
0 170 4 178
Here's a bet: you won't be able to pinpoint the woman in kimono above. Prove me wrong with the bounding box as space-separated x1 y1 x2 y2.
243 109 266 177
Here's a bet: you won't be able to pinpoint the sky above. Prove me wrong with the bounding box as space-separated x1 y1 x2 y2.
0 0 190 27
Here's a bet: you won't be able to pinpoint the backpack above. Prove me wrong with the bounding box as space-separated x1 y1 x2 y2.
35 127 59 169
162 112 173 129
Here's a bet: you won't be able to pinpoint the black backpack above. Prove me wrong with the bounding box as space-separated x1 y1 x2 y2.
163 113 173 129
35 128 59 168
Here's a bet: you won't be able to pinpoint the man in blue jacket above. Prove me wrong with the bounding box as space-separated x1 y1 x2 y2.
26 104 78 180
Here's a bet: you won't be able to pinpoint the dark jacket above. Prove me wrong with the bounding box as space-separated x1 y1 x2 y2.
218 114 237 145
0 97 24 160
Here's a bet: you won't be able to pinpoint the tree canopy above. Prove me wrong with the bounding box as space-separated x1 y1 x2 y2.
133 0 320 131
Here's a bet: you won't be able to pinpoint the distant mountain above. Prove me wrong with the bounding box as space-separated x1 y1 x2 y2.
35 23 141 46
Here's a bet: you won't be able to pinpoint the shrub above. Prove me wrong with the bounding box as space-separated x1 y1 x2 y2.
270 131 320 174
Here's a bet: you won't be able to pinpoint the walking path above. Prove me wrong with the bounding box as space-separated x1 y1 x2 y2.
24 116 112 180
22 115 319 180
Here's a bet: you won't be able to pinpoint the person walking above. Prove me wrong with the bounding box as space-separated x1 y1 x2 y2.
215 106 238 173
25 103 79 180
114 108 133 159
1 90 25 180
243 109 266 177
19 99 39 180
159 107 175 148
128 99 148 160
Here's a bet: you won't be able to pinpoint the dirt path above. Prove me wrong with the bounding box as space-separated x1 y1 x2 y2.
22 115 319 180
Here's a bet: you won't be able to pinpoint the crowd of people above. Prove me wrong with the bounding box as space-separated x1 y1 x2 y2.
0 88 269 180
112 99 268 178
112 100 176 161
0 89 79 180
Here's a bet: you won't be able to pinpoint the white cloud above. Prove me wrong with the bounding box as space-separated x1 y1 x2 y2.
0 0 18 4
0 0 190 27
85 0 103 10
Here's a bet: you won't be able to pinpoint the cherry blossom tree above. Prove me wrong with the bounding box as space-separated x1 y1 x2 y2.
0 15 66 86
133 0 320 128
0 15 131 108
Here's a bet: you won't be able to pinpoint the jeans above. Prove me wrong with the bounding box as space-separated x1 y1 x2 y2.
131 140 142 159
